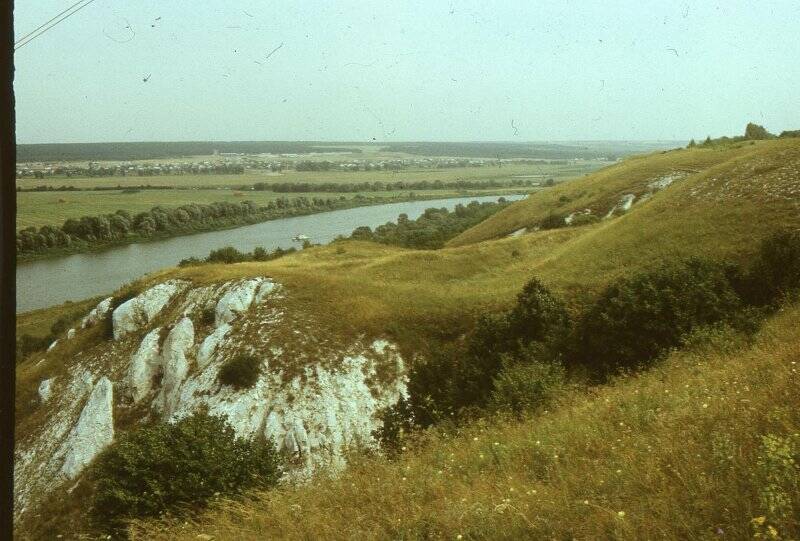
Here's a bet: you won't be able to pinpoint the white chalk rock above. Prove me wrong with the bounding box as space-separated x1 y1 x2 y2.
255 279 278 303
38 378 54 403
196 323 231 369
46 340 58 352
66 328 76 340
60 377 114 480
81 297 113 329
156 317 195 416
126 328 162 403
215 278 263 325
112 280 187 340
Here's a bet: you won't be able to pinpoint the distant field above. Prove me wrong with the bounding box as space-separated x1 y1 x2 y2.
16 187 534 230
15 161 605 230
15 162 603 190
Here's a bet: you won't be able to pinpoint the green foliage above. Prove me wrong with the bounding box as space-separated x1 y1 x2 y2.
373 397 417 456
539 213 566 230
745 122 773 140
569 213 599 227
218 354 262 389
89 413 281 532
748 230 800 306
754 433 800 527
488 353 565 415
347 199 511 249
201 307 216 326
779 129 800 138
401 278 570 426
178 245 297 267
573 258 743 376
15 309 85 362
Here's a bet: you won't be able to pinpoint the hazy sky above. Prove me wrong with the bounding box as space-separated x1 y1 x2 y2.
13 1 800 143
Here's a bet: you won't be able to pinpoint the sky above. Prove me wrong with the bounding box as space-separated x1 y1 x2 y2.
12 0 800 143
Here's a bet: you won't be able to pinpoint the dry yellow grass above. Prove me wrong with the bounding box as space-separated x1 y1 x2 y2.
131 304 800 540
449 138 800 246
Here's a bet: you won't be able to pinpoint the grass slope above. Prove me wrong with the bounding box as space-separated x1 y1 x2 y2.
15 138 800 539
449 139 800 247
132 304 800 540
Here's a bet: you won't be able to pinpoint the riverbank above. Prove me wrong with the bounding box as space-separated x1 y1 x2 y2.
16 194 527 313
17 189 532 263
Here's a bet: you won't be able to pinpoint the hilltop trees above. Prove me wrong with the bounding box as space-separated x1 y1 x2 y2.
745 122 773 140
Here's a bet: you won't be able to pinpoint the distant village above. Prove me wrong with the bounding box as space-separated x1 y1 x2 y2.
16 153 599 179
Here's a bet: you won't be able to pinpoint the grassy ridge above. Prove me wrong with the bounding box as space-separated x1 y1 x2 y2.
132 304 800 540
449 139 800 246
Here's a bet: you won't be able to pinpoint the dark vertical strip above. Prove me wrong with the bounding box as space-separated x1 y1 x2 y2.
0 0 16 537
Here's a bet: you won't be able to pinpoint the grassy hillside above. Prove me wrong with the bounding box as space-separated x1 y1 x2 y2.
132 302 800 540
449 139 800 247
15 137 800 539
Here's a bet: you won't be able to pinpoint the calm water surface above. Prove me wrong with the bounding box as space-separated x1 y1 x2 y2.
17 195 524 313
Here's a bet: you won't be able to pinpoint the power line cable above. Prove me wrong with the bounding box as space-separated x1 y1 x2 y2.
15 0 98 50
14 0 92 45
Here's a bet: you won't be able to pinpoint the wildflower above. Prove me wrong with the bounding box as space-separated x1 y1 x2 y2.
402 477 407 481
583 500 589 505
702 403 709 408
494 442 500 446
617 511 626 518
473 437 479 441
457 536 463 540
752 516 766 526
479 454 484 459
616 469 622 474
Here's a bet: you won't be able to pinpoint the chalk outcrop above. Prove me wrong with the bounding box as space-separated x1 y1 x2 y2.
81 297 113 329
112 280 188 339
59 377 114 480
16 276 406 522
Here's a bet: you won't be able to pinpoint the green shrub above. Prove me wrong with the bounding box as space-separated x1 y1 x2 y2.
573 258 743 377
90 413 281 532
489 353 565 415
749 230 800 306
373 397 416 456
539 213 566 230
201 307 216 326
404 278 570 424
569 213 599 227
207 246 246 264
15 334 52 362
218 354 262 389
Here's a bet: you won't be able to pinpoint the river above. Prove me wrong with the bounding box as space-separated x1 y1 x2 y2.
17 194 524 313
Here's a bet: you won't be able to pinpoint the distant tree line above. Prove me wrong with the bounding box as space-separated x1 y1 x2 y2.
16 141 361 162
346 198 510 249
178 245 299 267
251 179 542 193
687 123 800 149
16 196 355 257
17 184 176 193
